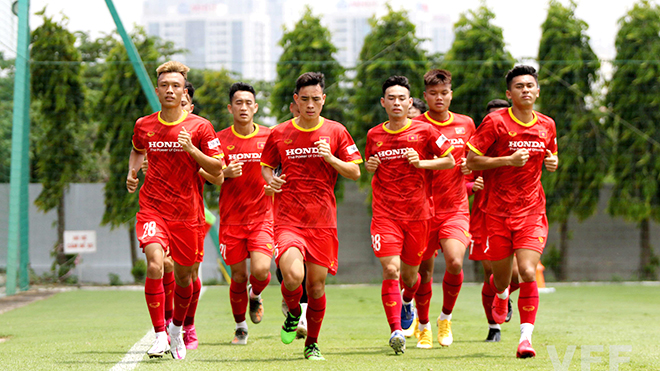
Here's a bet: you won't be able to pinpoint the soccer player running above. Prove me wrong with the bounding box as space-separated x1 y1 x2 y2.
366 75 455 354
213 82 274 345
261 72 363 361
402 69 475 349
466 65 558 358
468 98 520 342
126 61 224 360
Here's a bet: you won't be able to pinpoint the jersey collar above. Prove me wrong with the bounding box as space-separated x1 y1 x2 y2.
383 118 411 134
424 111 454 126
157 110 188 126
231 123 259 139
508 107 538 127
292 117 324 132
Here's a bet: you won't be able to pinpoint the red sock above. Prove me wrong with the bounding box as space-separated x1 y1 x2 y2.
305 293 326 347
184 277 201 326
172 282 193 327
481 280 496 324
401 273 421 303
281 283 303 317
510 281 520 294
230 279 248 323
249 272 271 296
163 271 175 322
442 270 463 315
382 279 402 332
414 279 433 324
145 278 166 333
518 281 539 325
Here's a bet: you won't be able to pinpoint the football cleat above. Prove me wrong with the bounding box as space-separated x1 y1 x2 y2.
281 299 289 317
281 310 301 344
249 292 264 324
416 327 433 349
304 342 326 361
168 323 186 360
182 324 198 350
296 313 308 339
146 332 170 358
436 318 453 347
400 300 415 331
492 293 509 324
485 328 501 342
412 317 421 339
389 330 406 354
505 297 513 323
231 327 248 345
402 308 417 338
516 339 537 358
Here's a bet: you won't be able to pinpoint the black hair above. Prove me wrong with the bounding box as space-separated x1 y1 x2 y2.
295 72 325 94
412 97 427 112
506 65 538 90
486 98 510 113
229 82 256 102
382 75 411 95
185 81 195 99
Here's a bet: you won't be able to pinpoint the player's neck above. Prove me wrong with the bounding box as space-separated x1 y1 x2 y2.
160 107 185 123
511 105 535 124
427 109 450 123
233 121 255 136
386 116 408 131
296 116 321 129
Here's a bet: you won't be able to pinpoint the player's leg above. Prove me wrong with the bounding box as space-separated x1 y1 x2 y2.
169 260 195 359
489 254 514 324
507 254 520 323
163 256 175 327
182 261 201 349
379 255 406 354
229 259 250 345
515 249 542 358
248 250 272 324
414 256 434 348
143 243 169 358
437 238 466 347
278 246 305 344
303 262 328 360
480 259 501 342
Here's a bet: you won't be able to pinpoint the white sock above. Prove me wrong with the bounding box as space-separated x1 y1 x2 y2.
155 331 167 339
419 321 431 331
236 321 248 330
299 303 308 324
439 312 452 321
488 324 501 330
170 324 182 336
520 323 534 343
497 287 509 300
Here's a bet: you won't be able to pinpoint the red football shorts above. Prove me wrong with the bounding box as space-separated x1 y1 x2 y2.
422 212 471 260
273 225 339 275
219 220 274 266
136 210 200 266
468 236 488 261
371 217 429 267
485 213 548 261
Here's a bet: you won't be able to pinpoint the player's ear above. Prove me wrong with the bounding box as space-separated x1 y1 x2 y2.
190 104 195 113
227 104 232 114
253 102 259 114
380 97 385 108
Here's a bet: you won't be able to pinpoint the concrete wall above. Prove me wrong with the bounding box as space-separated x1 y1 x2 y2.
0 182 656 284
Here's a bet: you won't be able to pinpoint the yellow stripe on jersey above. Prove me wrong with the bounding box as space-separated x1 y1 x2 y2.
231 123 260 139
292 117 325 132
424 111 454 126
132 140 145 152
260 162 276 168
508 107 538 127
350 159 364 164
466 142 484 156
157 110 189 126
382 119 412 134
441 146 454 157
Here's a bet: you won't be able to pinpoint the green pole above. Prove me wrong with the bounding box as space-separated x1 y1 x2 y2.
6 0 31 295
104 0 160 112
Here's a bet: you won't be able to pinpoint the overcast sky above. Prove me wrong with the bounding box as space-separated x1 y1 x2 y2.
26 0 649 61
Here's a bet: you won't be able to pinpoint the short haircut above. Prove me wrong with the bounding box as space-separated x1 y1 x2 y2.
423 69 452 87
229 82 256 102
156 61 189 80
486 99 509 112
185 81 195 100
506 65 538 90
382 75 411 95
295 72 325 94
412 97 427 112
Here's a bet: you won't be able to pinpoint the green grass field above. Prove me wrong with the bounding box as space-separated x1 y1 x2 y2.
0 284 658 370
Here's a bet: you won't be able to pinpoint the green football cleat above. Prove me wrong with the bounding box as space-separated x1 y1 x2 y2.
280 310 301 344
304 343 325 360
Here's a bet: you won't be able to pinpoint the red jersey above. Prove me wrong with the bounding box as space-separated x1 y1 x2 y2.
366 119 454 221
217 123 273 225
468 170 488 237
132 111 224 221
467 108 557 217
260 117 363 228
415 111 476 214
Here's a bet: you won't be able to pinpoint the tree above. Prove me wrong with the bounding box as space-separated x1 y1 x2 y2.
30 12 84 280
193 69 238 132
351 5 428 188
606 0 660 280
271 6 344 124
94 28 178 272
442 5 514 124
537 0 604 281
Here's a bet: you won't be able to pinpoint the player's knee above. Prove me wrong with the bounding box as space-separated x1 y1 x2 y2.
231 270 248 283
382 265 399 280
282 269 304 287
147 261 163 278
307 281 325 299
518 266 536 282
446 258 463 274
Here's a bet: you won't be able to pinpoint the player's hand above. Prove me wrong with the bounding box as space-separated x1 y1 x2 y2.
473 176 484 191
544 149 558 172
406 149 421 168
365 155 380 173
460 157 472 175
315 139 333 162
269 173 286 193
224 159 243 178
178 127 194 153
508 149 529 167
264 184 275 196
141 158 148 174
126 169 139 193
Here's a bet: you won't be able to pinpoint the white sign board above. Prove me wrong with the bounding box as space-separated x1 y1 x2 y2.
64 230 97 254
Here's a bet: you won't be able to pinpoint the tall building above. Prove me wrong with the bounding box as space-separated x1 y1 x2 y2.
142 0 273 81
0 0 18 59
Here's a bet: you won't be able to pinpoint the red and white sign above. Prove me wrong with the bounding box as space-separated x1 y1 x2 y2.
64 230 97 254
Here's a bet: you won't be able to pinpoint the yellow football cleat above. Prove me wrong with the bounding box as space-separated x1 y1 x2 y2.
403 316 419 338
416 327 433 349
437 318 453 347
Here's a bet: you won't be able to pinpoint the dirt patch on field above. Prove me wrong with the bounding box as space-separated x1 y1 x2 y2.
0 289 59 315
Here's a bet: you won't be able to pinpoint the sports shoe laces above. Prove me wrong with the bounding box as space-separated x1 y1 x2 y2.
305 343 322 358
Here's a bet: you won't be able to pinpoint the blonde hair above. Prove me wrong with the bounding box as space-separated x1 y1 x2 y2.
156 61 189 80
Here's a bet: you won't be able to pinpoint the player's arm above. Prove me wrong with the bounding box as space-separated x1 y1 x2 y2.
223 160 243 178
199 168 224 186
315 140 361 181
126 149 145 193
178 127 223 176
406 149 455 170
261 165 286 193
466 147 529 171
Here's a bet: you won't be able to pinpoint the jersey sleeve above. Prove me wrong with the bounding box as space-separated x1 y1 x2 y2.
548 120 558 155
336 126 363 164
427 128 454 158
467 116 498 156
198 121 224 160
260 131 280 169
131 118 146 152
365 131 374 160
